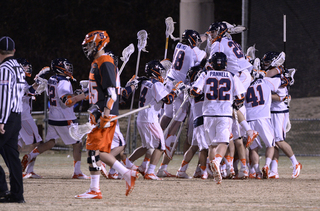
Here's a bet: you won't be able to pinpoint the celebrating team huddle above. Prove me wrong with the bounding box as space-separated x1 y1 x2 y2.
17 20 300 200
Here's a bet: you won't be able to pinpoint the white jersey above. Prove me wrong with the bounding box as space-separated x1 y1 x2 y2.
137 79 169 123
192 68 246 116
47 75 76 121
271 85 288 112
210 37 252 74
245 77 281 121
167 43 206 83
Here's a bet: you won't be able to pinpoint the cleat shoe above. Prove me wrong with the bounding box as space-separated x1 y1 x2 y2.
156 169 175 178
21 154 31 172
292 162 302 179
137 166 146 177
144 173 163 180
246 130 258 148
108 172 119 179
256 172 263 180
123 170 138 196
201 170 208 180
176 171 192 179
193 170 202 178
75 189 102 199
262 165 269 179
269 171 279 179
249 172 256 179
221 169 227 179
72 173 90 179
235 168 248 179
23 172 42 179
100 162 108 179
210 160 222 184
129 165 138 171
226 167 235 179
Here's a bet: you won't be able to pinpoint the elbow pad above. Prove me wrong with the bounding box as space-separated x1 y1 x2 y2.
105 87 117 109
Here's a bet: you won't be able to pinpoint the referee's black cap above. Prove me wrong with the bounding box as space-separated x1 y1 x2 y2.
0 36 15 51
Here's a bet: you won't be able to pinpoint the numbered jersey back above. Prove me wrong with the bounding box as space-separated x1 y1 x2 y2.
210 38 252 74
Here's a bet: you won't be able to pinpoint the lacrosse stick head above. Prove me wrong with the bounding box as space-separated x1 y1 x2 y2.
35 77 48 95
137 30 148 52
165 17 175 37
246 44 257 62
69 122 94 140
80 80 89 90
160 59 172 72
120 43 135 62
222 21 247 34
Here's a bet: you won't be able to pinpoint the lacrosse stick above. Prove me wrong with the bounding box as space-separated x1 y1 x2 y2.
164 17 179 59
246 44 257 61
119 43 135 76
270 51 286 67
77 80 89 119
165 117 186 160
69 104 151 140
222 21 247 34
125 30 148 143
163 93 189 139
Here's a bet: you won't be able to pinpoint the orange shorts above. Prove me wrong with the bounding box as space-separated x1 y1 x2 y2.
86 120 117 153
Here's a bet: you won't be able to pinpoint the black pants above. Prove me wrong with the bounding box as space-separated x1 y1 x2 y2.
0 112 23 201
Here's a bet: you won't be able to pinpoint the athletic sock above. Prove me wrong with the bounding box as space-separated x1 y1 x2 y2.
240 120 251 132
112 160 129 176
74 161 82 174
90 174 100 192
159 163 168 171
270 160 278 173
29 148 40 160
290 155 299 166
265 157 272 167
179 160 189 172
146 164 156 174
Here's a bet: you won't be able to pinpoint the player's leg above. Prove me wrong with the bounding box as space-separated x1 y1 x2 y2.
269 146 279 179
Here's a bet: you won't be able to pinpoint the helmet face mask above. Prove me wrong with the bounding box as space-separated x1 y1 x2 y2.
17 58 32 77
261 51 280 70
145 60 166 83
51 58 73 78
182 30 202 47
209 52 227 70
82 30 110 60
207 22 228 43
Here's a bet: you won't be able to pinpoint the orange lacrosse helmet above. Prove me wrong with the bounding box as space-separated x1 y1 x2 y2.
82 30 110 60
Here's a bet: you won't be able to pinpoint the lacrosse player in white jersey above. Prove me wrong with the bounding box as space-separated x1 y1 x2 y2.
189 52 246 184
206 22 258 179
17 58 50 179
244 62 291 179
257 51 301 179
176 65 212 179
21 58 89 179
157 29 207 177
131 60 184 180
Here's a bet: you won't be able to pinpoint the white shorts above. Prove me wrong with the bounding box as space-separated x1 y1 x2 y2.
137 121 165 150
111 121 126 149
46 124 80 145
204 116 232 146
18 118 42 147
271 112 289 142
248 118 275 149
193 123 207 150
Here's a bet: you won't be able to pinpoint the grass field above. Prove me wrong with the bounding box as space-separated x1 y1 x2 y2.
1 152 320 211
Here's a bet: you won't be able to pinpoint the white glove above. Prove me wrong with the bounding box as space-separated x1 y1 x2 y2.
126 75 139 89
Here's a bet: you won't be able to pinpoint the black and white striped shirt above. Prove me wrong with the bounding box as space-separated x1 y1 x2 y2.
0 56 25 124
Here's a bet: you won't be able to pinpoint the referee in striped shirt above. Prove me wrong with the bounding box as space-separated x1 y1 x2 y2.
0 36 26 203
